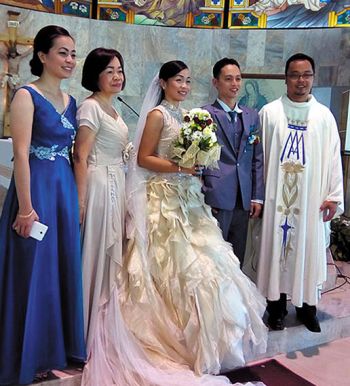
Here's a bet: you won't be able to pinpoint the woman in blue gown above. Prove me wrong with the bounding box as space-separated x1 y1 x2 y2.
0 25 86 385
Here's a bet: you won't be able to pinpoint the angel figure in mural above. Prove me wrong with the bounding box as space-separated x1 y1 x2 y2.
0 43 33 101
265 0 349 28
251 0 327 16
124 0 204 26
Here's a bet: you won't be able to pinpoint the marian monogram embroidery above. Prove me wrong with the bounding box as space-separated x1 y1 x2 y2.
280 120 307 165
278 119 307 269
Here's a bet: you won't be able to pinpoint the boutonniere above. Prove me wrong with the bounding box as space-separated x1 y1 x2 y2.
247 125 260 145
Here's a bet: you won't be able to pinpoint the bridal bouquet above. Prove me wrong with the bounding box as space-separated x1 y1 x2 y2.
171 108 221 169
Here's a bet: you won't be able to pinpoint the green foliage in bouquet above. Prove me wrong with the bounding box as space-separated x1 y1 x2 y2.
172 108 221 169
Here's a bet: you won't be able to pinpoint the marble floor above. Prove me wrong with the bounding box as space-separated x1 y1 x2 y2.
256 260 350 386
275 337 350 386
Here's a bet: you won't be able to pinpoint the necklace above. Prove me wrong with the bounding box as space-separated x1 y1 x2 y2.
161 100 183 122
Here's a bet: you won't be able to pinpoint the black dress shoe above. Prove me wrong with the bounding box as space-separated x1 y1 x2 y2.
34 371 59 383
267 316 285 330
296 307 321 333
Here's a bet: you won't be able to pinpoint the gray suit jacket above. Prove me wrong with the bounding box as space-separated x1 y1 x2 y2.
202 101 264 211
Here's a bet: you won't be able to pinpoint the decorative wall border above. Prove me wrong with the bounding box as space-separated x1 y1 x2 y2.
1 1 350 29
328 7 350 28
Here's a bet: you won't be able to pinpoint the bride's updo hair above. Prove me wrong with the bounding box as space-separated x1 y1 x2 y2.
30 25 73 77
158 60 188 102
159 60 188 81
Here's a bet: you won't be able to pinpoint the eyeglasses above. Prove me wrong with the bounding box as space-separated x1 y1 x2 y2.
287 73 314 80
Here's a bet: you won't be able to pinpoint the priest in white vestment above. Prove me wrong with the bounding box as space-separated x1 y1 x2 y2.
257 53 344 332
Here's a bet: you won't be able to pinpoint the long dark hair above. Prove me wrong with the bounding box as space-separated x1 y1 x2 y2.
158 60 188 104
29 25 73 77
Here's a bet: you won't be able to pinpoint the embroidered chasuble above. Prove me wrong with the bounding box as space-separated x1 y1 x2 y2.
257 94 343 307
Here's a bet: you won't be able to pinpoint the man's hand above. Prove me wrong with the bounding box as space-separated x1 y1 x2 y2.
320 200 338 222
250 202 262 218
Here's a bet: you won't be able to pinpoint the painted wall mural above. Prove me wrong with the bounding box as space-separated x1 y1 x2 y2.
0 1 92 17
0 0 349 28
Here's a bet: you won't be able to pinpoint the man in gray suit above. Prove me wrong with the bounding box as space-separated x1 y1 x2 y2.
202 58 264 266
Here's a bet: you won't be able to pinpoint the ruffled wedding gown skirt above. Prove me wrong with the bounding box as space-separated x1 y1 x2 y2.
82 174 267 385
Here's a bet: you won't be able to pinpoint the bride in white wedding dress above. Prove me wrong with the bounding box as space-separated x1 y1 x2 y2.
82 60 267 386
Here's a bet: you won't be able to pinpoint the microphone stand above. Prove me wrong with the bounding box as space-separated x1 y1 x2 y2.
117 96 139 117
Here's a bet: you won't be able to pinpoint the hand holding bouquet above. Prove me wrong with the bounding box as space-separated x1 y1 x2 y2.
171 108 221 169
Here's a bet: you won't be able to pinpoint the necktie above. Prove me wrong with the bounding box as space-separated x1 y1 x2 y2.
228 111 240 152
228 110 237 124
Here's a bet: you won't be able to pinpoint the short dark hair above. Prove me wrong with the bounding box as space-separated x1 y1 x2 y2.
81 48 126 92
213 58 240 79
158 60 188 103
30 25 73 77
285 53 315 75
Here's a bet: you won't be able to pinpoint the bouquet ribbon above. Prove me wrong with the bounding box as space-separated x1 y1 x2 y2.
174 143 221 169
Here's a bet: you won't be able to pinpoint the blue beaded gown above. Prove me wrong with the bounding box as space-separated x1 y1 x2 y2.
0 86 86 385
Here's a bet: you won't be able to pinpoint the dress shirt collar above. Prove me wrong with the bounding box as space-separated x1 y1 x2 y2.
217 98 243 114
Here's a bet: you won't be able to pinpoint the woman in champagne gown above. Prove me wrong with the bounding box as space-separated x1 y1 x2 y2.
74 48 129 356
81 59 267 386
0 26 85 385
